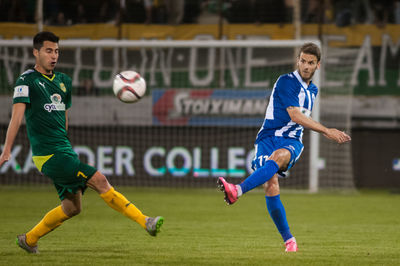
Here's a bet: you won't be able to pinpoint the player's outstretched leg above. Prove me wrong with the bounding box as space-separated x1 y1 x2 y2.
16 234 39 254
145 216 164 236
100 187 164 236
217 177 240 205
285 237 298 252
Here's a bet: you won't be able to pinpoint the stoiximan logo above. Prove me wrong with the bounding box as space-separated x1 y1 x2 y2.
44 93 65 112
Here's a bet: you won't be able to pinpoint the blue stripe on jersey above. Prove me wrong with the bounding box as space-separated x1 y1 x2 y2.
256 70 318 143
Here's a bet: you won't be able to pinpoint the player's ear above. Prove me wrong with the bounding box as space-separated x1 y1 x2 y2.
316 61 321 70
33 48 38 57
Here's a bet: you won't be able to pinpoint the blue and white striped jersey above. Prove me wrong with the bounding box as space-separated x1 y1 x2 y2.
256 70 318 143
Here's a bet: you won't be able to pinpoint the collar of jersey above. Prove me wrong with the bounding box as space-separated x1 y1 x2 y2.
33 68 55 81
293 70 311 90
41 73 55 81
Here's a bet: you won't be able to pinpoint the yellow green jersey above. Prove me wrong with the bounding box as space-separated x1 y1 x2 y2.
13 69 73 156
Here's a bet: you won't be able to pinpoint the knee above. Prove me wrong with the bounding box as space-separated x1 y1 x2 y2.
263 177 280 196
63 205 81 217
88 172 111 194
269 149 291 169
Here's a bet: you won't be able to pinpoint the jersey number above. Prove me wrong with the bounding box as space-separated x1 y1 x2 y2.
258 155 269 166
77 171 87 179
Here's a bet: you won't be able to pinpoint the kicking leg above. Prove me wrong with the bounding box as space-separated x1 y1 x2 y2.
218 148 290 205
88 171 163 236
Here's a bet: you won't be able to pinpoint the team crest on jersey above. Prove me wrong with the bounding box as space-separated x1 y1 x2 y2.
44 93 65 112
59 83 66 93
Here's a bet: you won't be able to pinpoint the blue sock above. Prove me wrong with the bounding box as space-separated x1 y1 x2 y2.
239 160 279 194
266 195 293 242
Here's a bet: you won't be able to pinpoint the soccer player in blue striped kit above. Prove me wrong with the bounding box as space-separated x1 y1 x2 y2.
218 43 351 252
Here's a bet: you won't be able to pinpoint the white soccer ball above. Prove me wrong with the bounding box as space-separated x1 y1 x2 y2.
113 70 146 103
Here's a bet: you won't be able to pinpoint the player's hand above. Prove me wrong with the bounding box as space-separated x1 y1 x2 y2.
323 128 351 144
0 151 11 167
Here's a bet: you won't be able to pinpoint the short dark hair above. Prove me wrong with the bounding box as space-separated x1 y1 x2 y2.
298 42 321 62
33 31 59 50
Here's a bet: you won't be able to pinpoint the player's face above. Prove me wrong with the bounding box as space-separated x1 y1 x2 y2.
33 41 59 74
297 52 320 84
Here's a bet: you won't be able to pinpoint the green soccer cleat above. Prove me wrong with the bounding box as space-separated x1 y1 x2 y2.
16 234 39 254
145 216 164 236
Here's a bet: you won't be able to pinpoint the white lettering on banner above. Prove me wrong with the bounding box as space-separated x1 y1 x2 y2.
1 145 255 178
0 145 22 173
173 92 266 116
193 147 208 177
4 34 400 92
245 47 269 88
144 147 166 176
76 146 135 176
166 147 192 177
139 47 147 79
228 148 246 177
115 146 135 175
379 34 400 86
72 47 82 87
74 146 96 166
189 35 216 86
143 146 255 178
322 35 346 88
210 147 226 176
97 146 114 175
351 35 375 86
226 45 240 87
93 47 119 88
148 47 173 87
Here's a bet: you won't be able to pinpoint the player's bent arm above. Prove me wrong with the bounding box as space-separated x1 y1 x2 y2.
0 103 26 166
287 106 351 144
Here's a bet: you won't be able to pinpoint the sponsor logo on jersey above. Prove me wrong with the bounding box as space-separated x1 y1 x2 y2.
13 85 29 98
59 83 66 93
38 81 45 89
44 93 65 112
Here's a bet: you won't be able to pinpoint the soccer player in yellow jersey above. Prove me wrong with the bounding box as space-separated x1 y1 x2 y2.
0 31 164 254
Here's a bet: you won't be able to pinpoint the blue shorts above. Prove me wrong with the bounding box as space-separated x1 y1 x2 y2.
252 136 304 177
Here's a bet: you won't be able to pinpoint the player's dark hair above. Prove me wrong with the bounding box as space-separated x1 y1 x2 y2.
33 31 59 50
298 43 321 62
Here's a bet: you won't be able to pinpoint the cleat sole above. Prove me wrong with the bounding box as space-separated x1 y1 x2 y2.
217 178 233 205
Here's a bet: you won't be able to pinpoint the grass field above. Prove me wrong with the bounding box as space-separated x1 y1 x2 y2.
0 186 399 266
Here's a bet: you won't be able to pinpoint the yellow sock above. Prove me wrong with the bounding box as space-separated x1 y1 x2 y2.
25 205 70 247
100 187 147 228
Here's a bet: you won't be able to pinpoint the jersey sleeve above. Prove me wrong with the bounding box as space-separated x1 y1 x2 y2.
64 75 72 109
12 77 30 104
275 76 300 109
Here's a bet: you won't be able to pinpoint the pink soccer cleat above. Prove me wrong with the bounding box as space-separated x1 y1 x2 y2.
285 237 298 252
217 177 238 205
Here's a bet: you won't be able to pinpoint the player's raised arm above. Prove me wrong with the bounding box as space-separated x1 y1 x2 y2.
286 106 351 144
0 103 26 167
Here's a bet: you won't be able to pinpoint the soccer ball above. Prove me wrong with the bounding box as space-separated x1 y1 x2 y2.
113 70 146 103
